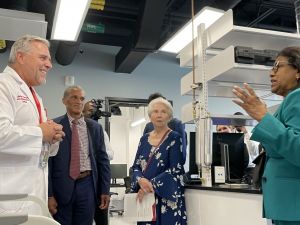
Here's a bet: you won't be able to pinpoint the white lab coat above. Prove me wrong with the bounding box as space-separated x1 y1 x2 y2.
102 127 114 160
244 132 260 168
0 66 58 215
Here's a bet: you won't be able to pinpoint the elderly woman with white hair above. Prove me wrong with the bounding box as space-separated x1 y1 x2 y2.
131 97 187 225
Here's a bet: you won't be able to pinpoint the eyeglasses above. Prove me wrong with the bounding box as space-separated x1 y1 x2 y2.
271 61 294 73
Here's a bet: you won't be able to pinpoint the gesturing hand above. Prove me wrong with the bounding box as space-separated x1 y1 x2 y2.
232 83 267 121
40 120 65 144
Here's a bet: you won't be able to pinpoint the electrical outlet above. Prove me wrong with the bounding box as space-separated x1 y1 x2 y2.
214 166 225 183
65 75 75 86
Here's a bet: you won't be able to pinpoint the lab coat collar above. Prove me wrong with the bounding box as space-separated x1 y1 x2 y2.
4 66 40 121
4 66 26 85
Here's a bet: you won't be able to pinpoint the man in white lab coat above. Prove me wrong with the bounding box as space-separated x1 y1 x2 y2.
0 35 65 215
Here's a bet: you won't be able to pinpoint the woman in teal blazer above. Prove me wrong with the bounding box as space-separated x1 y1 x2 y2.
232 46 300 225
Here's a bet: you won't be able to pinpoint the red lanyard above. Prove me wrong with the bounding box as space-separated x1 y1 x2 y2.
30 87 43 124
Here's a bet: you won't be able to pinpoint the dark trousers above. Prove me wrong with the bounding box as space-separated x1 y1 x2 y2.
94 207 108 225
54 175 96 225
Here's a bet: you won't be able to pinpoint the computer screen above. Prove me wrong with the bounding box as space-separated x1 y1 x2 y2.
189 132 198 174
212 133 248 181
110 164 127 184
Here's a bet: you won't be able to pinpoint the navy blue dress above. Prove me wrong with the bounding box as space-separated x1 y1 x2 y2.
131 131 187 225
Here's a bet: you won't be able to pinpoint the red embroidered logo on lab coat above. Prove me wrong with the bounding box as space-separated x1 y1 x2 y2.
17 95 30 103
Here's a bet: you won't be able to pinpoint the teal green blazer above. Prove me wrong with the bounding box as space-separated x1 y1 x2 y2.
251 88 300 221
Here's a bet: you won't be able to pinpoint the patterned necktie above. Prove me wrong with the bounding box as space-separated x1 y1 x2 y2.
70 120 80 180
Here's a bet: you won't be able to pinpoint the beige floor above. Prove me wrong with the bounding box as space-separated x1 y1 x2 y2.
109 215 135 225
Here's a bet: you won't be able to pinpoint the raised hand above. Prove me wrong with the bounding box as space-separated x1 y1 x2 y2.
232 83 267 121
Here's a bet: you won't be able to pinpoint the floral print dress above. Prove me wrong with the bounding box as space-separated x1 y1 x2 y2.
131 131 187 225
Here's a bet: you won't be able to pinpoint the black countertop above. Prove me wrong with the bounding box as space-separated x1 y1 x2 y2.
110 183 125 188
185 183 262 194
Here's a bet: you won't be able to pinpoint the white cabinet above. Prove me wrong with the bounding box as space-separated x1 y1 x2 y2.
185 189 269 225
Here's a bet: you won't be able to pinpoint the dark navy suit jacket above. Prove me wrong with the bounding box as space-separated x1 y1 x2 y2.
48 114 111 205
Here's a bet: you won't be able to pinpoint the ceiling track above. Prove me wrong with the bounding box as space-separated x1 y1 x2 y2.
247 8 277 27
261 1 295 11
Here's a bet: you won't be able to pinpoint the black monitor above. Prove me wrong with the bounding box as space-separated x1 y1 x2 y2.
212 133 248 182
189 132 198 174
110 164 127 184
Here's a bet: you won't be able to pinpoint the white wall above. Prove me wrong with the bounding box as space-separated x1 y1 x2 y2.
109 106 149 167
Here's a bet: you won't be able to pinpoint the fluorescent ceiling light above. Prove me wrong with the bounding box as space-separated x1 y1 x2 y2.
131 118 146 127
51 0 92 41
160 7 224 54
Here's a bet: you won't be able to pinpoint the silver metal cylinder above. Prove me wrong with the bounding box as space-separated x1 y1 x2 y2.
295 0 300 34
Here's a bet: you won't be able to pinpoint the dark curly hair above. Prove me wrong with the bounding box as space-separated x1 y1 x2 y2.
277 46 300 72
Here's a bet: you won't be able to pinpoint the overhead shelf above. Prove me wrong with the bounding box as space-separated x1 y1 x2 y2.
181 79 282 101
206 45 271 84
210 114 258 126
178 44 217 67
206 9 300 50
181 102 195 124
180 68 200 95
181 105 259 126
206 82 282 101
181 45 283 101
179 9 300 67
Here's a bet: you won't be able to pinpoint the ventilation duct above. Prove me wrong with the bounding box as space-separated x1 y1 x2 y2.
55 39 81 66
115 0 169 73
